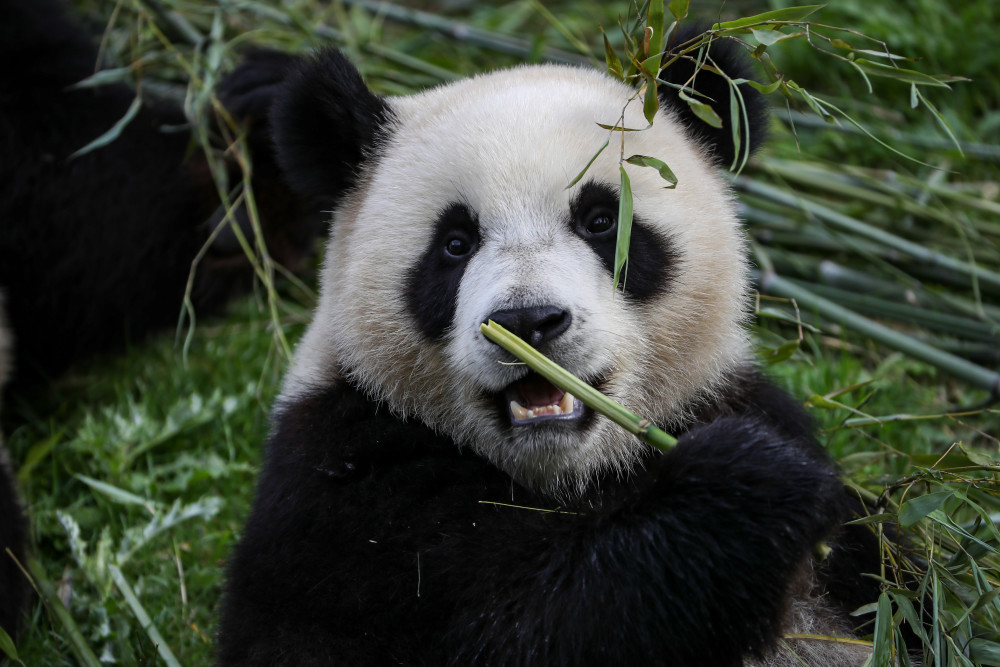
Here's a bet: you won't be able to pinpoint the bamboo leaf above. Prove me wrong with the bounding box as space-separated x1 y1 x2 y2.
643 78 660 124
67 66 135 90
805 394 874 421
787 81 837 121
872 592 894 667
566 138 608 189
953 490 1000 545
668 0 689 21
899 490 955 527
596 123 648 132
713 5 824 31
0 626 20 664
850 47 917 61
845 514 898 526
617 13 639 79
624 154 678 187
927 510 1000 555
69 96 142 159
756 306 822 331
749 27 792 47
727 78 747 171
970 639 1000 665
958 443 998 467
915 87 964 155
851 602 879 616
853 59 953 87
677 89 723 127
614 166 634 291
889 592 931 645
647 0 665 59
744 77 785 95
758 338 800 365
601 27 623 78
634 53 662 124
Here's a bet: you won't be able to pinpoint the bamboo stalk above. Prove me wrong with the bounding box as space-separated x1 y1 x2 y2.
766 158 1000 221
480 321 678 452
736 177 1000 293
758 272 1000 397
758 158 1000 235
779 110 1000 162
788 279 1000 342
743 206 893 256
239 7 463 83
340 0 590 65
816 261 1000 322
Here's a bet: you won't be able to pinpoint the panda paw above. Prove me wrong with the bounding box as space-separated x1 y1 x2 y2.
651 416 845 543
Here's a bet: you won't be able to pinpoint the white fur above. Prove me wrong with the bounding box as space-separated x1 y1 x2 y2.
284 64 749 492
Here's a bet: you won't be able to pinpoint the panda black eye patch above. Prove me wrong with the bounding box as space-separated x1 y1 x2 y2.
570 181 677 300
406 202 480 340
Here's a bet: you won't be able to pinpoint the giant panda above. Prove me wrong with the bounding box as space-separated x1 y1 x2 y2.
0 0 319 637
217 29 882 667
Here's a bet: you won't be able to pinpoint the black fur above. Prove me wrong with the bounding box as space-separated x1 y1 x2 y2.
0 4 315 386
217 376 847 666
657 25 771 167
0 1 317 636
405 203 480 340
270 48 394 206
697 370 889 619
0 450 25 638
571 181 678 299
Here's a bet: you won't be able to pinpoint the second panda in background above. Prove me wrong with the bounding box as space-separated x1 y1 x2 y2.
0 0 321 637
218 27 881 667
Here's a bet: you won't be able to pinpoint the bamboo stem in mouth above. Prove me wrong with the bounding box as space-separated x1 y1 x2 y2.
480 320 678 453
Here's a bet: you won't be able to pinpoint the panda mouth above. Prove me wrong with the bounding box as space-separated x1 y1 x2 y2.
504 372 586 426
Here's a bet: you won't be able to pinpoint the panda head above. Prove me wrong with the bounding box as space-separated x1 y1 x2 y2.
273 35 768 494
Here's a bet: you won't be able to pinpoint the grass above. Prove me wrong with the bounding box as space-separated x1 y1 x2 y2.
6 297 305 665
3 0 999 665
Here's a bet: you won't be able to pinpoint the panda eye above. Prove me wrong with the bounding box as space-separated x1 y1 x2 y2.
580 209 617 239
443 232 475 258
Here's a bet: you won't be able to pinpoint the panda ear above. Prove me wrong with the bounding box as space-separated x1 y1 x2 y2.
271 48 391 203
657 25 769 167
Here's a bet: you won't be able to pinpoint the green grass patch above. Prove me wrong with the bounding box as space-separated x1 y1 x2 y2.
5 298 307 665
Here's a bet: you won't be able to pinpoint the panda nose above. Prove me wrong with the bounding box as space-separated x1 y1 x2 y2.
484 306 572 347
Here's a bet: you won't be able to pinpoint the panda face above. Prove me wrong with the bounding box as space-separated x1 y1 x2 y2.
284 65 750 494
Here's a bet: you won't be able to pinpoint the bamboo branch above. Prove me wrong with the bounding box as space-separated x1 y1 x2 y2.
341 0 589 65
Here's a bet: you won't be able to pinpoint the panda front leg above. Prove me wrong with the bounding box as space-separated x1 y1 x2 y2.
438 415 846 667
217 386 847 666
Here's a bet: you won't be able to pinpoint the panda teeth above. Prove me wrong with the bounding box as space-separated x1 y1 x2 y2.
509 392 577 421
